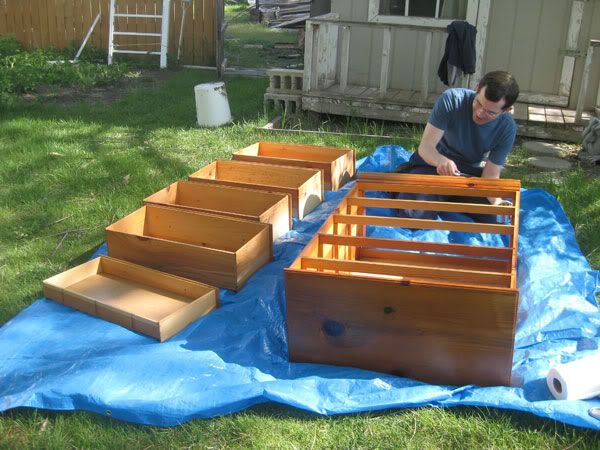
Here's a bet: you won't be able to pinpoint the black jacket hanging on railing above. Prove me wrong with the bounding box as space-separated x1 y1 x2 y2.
437 20 477 86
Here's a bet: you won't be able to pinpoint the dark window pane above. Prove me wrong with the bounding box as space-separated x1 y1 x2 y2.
379 0 466 19
379 0 406 16
408 0 437 18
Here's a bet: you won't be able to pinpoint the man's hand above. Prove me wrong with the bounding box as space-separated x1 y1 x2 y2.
436 158 460 176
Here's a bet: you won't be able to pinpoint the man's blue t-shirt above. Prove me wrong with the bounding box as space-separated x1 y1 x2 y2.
423 88 517 168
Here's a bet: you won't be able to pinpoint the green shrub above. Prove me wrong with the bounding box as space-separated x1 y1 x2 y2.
0 34 22 58
0 36 129 95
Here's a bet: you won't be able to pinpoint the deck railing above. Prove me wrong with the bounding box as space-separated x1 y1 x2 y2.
575 39 600 123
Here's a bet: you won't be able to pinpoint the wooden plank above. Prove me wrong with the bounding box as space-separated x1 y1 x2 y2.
8 0 21 43
546 115 564 125
357 248 510 273
339 25 351 92
79 0 95 48
0 2 7 36
510 189 520 289
347 196 515 216
333 214 514 235
421 30 432 101
318 234 513 259
55 0 66 48
300 255 512 289
36 0 49 48
180 0 193 64
559 1 584 97
357 181 516 200
511 102 527 121
64 0 74 47
203 0 216 66
472 0 490 87
44 0 57 48
358 172 521 190
21 0 34 48
285 270 517 386
379 26 391 97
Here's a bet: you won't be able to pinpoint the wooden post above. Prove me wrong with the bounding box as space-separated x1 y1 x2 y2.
575 40 599 123
559 1 584 98
421 31 432 102
339 25 351 93
471 0 491 89
303 21 315 92
216 0 225 77
379 27 392 97
108 0 116 65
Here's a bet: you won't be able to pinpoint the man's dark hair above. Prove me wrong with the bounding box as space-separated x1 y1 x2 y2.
479 71 519 109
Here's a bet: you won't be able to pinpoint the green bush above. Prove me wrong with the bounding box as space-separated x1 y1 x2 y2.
0 34 22 58
0 34 129 95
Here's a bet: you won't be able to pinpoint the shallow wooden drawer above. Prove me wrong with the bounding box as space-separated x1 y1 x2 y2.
144 181 292 241
188 160 323 220
43 256 219 341
106 205 272 290
232 141 355 190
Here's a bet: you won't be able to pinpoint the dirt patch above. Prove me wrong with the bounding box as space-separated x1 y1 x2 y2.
21 69 175 106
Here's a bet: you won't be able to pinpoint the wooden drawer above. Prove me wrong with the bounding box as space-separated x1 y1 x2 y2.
43 256 219 341
144 181 292 241
285 173 521 386
188 160 323 220
232 141 355 190
106 205 272 291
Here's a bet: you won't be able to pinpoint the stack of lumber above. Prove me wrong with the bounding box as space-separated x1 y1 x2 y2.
258 0 312 28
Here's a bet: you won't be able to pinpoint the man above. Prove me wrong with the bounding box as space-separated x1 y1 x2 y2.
398 70 519 222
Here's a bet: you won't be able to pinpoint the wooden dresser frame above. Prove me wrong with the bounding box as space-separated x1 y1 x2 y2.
285 173 521 386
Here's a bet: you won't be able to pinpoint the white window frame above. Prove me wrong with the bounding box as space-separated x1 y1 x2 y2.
368 0 478 28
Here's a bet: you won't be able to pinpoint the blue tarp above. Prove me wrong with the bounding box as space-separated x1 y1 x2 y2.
1 145 599 429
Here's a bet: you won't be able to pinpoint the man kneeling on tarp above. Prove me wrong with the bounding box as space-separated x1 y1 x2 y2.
397 70 519 223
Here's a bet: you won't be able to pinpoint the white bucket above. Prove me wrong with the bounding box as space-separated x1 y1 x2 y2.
194 82 232 127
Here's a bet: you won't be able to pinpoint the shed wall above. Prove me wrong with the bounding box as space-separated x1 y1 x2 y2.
482 0 570 97
330 0 599 109
570 0 600 109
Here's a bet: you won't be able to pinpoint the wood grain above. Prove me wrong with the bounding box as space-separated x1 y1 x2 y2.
285 270 517 386
189 160 323 219
43 256 219 341
285 173 521 386
232 142 355 190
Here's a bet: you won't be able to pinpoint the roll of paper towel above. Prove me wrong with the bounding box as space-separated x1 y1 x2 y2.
546 354 600 400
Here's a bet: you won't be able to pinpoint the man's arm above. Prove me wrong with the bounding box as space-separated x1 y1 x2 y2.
418 123 460 176
481 160 509 205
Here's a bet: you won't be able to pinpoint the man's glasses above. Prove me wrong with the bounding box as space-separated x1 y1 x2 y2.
474 96 502 118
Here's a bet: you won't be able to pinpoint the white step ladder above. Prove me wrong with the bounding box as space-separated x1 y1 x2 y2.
108 0 171 69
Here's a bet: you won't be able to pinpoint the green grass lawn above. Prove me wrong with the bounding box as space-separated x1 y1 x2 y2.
1 69 599 448
224 4 303 69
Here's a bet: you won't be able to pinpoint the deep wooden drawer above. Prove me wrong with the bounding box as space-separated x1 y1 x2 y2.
144 181 292 241
232 141 355 190
188 160 323 220
106 205 272 290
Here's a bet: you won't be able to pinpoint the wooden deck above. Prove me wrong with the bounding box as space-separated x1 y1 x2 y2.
302 85 595 142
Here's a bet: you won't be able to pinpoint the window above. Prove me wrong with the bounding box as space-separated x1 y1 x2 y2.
369 0 469 27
